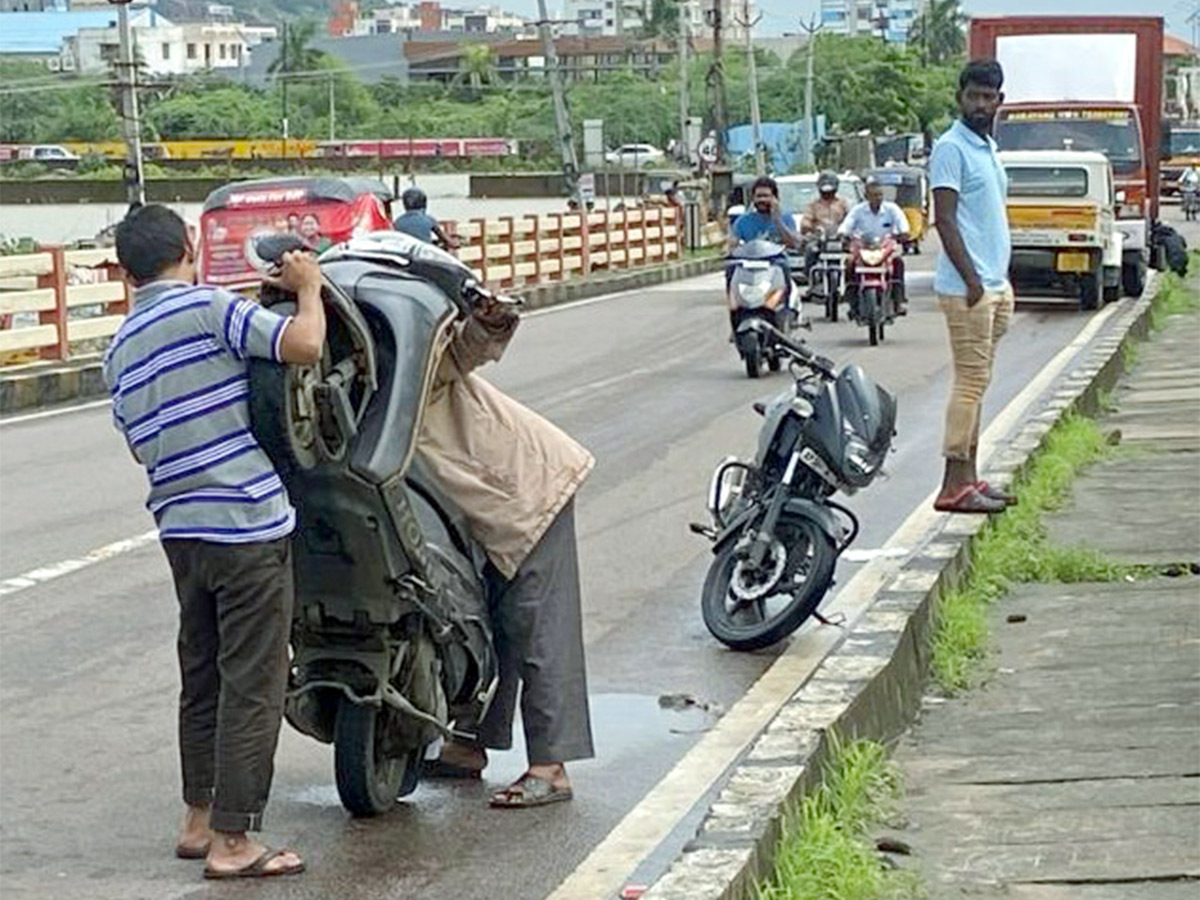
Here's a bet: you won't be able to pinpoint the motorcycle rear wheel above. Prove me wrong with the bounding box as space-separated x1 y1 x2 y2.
334 699 420 816
701 512 837 651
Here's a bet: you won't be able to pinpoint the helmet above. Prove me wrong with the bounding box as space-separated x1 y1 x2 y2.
817 171 839 194
401 187 428 211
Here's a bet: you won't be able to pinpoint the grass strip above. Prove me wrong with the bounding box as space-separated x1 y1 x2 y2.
757 733 922 900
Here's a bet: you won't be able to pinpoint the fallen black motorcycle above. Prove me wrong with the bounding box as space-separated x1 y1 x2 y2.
692 320 897 650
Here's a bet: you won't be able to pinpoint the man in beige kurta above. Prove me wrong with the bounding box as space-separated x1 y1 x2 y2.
416 304 594 808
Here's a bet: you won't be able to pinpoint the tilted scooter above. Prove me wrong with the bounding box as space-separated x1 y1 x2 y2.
248 232 514 816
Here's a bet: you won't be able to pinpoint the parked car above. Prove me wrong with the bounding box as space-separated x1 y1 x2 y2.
605 143 666 167
20 144 79 162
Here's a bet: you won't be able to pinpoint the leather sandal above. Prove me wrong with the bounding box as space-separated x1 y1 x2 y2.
976 481 1017 506
933 484 1006 514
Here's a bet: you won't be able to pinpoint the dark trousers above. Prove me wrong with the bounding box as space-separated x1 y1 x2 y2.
162 537 294 833
478 500 594 765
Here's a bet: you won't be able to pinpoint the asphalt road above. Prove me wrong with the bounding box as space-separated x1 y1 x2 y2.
1 215 1188 900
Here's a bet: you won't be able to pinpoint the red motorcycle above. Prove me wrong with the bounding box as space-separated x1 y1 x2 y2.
847 234 904 346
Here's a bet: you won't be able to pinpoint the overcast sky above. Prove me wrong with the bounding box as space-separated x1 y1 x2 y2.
529 1 1188 41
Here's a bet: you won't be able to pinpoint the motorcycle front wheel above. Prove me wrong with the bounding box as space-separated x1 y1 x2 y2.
701 511 837 651
334 698 420 816
863 287 883 346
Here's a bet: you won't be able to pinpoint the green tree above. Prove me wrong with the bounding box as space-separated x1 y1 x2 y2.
146 86 277 138
268 19 325 76
455 44 497 92
909 0 965 66
639 0 680 41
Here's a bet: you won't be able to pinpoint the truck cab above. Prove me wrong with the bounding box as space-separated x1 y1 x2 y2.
1001 150 1122 310
971 16 1164 300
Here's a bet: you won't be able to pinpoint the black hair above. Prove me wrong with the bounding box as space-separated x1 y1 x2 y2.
115 204 189 286
750 176 779 197
959 58 1004 92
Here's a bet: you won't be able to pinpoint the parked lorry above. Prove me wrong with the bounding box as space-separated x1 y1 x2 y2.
1161 123 1200 196
970 15 1166 298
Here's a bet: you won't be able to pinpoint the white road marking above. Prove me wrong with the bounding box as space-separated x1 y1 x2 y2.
0 529 158 599
841 547 911 562
0 397 112 426
546 297 1130 900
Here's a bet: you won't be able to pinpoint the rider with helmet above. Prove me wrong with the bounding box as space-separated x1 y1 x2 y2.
393 186 460 250
800 171 850 283
800 171 850 237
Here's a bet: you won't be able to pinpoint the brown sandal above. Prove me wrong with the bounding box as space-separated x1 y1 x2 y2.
933 484 1005 514
203 848 305 880
490 774 573 809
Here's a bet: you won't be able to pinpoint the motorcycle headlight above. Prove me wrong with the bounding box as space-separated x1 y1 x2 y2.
861 249 886 266
844 437 877 477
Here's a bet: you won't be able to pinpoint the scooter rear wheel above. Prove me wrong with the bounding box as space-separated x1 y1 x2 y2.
334 699 418 816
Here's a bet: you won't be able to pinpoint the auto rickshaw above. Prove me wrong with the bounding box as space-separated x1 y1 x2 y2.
198 176 394 290
866 166 930 254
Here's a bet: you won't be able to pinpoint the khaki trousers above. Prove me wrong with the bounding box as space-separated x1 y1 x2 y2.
938 285 1015 461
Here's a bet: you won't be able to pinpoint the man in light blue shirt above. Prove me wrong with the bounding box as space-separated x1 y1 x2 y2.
930 58 1016 515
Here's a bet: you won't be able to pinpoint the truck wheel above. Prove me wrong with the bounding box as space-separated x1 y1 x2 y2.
1079 268 1101 311
1122 256 1146 298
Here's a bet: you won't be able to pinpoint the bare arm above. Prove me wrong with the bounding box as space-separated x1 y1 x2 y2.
933 188 984 306
272 250 326 364
771 200 802 249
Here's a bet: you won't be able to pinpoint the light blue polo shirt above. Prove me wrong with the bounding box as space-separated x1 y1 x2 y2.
930 118 1011 296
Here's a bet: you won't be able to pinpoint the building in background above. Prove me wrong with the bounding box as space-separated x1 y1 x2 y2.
819 0 926 44
561 0 748 41
0 6 274 74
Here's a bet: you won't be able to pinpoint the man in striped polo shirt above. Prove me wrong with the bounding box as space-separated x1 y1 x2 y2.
104 205 324 880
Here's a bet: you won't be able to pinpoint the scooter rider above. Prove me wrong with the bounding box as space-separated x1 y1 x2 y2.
838 177 910 315
728 176 803 322
393 187 461 251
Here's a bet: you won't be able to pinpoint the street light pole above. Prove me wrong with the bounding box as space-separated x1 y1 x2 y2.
536 0 579 198
736 0 764 175
109 0 145 208
799 15 821 169
707 0 728 165
676 0 688 163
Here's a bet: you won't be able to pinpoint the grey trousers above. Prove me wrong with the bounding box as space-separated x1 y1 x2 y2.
478 499 595 765
162 537 293 833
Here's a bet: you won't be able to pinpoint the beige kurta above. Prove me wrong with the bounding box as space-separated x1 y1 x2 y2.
415 312 594 579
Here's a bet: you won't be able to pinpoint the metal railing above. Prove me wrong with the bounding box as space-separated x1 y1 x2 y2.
0 206 683 365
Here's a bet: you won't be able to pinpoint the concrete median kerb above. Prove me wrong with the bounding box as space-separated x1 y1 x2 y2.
0 255 724 415
640 287 1159 900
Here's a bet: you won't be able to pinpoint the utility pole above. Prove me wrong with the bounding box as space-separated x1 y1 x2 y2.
799 15 821 169
536 0 579 199
280 23 289 159
329 73 336 141
676 0 689 163
706 0 728 164
735 0 764 174
109 0 145 208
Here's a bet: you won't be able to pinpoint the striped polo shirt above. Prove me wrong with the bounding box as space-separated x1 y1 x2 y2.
103 280 295 543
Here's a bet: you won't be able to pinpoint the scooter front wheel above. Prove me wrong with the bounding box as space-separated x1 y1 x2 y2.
334 698 418 816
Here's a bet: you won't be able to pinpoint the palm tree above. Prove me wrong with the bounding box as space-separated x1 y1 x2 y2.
455 43 496 91
909 0 965 66
268 20 325 77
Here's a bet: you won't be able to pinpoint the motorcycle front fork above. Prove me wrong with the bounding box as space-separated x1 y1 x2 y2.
745 450 801 568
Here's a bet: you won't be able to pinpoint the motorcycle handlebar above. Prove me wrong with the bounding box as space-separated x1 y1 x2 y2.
744 319 836 378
